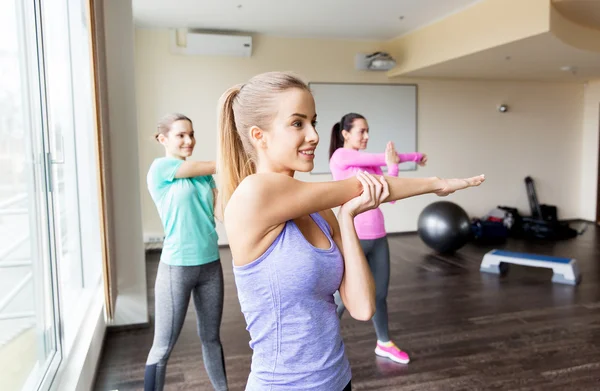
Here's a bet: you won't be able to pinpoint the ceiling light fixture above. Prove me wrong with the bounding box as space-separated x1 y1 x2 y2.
560 65 578 75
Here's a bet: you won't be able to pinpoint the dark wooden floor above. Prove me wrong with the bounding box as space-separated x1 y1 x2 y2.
94 223 600 390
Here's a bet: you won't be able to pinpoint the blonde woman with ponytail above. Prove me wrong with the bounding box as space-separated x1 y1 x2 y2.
217 72 484 391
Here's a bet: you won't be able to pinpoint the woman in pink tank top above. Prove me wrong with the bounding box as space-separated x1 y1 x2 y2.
329 113 427 365
216 72 485 390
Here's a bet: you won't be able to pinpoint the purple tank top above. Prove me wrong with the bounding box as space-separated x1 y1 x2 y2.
233 212 352 390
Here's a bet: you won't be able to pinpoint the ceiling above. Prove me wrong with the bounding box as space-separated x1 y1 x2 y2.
553 0 600 30
399 33 600 81
132 0 483 40
132 0 600 82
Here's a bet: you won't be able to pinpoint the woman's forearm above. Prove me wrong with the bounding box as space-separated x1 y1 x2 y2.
175 161 216 178
384 176 442 202
337 211 376 321
384 175 484 201
397 152 423 163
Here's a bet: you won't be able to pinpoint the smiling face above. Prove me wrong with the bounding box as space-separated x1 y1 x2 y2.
252 88 319 176
343 118 369 150
158 119 195 159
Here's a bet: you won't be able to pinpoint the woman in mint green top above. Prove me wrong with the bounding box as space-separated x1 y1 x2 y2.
144 113 228 391
148 156 219 266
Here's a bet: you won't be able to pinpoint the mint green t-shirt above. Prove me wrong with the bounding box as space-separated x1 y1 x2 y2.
147 157 219 266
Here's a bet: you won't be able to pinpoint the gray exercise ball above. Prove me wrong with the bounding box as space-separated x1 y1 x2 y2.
417 201 472 253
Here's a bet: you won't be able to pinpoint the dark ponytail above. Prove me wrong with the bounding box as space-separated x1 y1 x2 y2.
328 112 366 159
329 122 344 159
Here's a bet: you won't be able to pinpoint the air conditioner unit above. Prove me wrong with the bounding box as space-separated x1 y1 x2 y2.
355 52 397 71
170 29 252 57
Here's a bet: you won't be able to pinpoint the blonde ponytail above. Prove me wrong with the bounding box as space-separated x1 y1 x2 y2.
216 72 311 214
217 85 255 212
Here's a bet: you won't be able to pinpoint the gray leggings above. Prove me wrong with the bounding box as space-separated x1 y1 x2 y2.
144 260 228 391
335 236 390 342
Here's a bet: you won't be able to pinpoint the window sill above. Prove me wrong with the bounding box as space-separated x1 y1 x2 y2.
50 283 106 391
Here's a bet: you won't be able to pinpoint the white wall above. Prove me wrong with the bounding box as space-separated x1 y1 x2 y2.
135 28 589 245
580 80 600 220
104 0 148 325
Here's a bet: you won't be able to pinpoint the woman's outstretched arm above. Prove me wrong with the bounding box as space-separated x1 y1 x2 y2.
175 161 216 178
332 142 424 171
225 172 485 234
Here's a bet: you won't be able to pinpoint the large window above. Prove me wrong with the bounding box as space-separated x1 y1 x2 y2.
0 0 102 390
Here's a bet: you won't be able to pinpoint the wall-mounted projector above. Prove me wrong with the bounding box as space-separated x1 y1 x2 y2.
355 52 397 71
